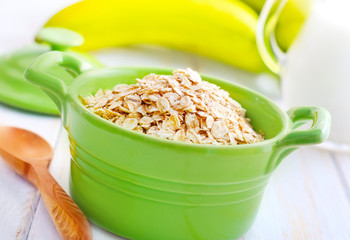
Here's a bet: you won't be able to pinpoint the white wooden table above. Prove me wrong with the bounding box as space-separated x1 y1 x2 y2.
1 1 350 239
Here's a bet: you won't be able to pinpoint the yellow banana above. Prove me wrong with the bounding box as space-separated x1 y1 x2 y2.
239 0 313 51
275 0 313 51
44 0 268 72
239 0 265 12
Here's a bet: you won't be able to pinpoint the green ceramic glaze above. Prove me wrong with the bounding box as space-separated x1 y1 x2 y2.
0 27 101 115
25 51 331 240
36 27 85 51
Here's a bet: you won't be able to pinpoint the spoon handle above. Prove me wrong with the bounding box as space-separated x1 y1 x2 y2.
34 166 92 240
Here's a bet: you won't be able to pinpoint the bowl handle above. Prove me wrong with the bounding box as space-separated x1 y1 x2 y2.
266 106 331 172
24 51 94 125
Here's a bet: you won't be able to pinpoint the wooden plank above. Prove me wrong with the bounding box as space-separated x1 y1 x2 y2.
242 148 350 239
0 104 61 240
332 151 350 201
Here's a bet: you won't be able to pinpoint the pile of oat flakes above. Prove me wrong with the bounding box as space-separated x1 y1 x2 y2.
81 68 264 145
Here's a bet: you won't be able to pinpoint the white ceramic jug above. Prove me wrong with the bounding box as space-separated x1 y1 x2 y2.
257 0 350 151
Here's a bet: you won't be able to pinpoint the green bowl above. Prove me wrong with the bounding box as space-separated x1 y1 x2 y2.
25 51 331 240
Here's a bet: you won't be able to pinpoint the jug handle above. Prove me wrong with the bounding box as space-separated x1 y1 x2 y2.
256 0 288 74
24 51 94 126
266 106 331 173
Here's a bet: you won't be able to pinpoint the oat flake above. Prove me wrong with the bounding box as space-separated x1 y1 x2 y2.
81 68 264 145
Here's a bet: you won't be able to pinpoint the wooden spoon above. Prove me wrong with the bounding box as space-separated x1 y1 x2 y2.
0 126 92 240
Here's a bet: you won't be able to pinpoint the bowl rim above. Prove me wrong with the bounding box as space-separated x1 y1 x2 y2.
67 66 290 150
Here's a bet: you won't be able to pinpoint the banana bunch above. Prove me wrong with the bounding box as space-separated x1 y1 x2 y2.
44 0 311 72
274 0 313 51
239 0 313 51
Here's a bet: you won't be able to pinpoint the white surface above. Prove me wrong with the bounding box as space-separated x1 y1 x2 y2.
1 1 350 240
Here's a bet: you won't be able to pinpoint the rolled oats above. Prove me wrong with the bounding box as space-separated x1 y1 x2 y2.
211 121 229 139
81 68 264 145
122 118 138 130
